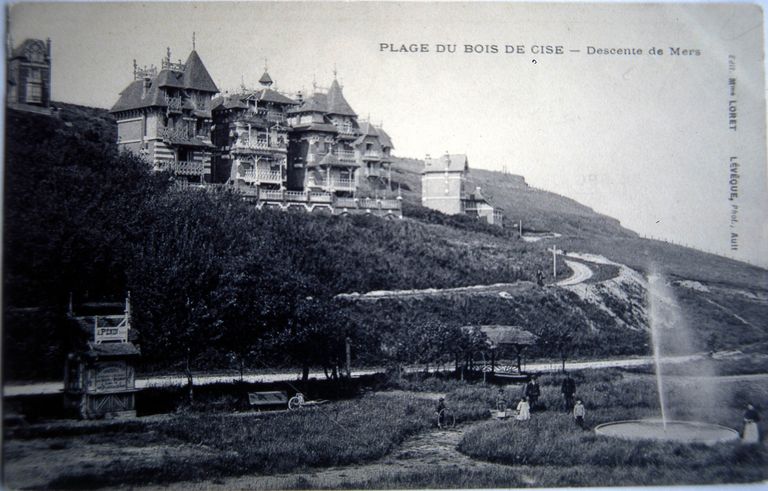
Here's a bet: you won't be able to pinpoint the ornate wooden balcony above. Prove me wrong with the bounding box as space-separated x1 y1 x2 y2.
232 137 287 153
307 176 356 191
165 96 183 113
173 160 205 176
159 126 191 141
242 168 284 184
336 150 357 162
362 150 382 160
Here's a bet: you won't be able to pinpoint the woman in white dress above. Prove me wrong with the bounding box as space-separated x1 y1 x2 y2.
742 403 760 443
516 397 531 421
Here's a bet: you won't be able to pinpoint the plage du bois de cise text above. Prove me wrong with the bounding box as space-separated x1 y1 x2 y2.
379 43 701 56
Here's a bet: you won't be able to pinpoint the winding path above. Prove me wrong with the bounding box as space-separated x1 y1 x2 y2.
557 259 594 286
144 418 509 490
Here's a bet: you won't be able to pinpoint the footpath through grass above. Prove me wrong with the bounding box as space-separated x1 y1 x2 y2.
47 392 443 488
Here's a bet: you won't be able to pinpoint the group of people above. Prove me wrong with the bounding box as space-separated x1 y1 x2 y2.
489 374 588 427
437 374 763 443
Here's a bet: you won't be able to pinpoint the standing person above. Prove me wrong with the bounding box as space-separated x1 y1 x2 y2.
742 403 760 443
536 269 545 287
496 388 507 413
516 397 531 421
573 399 586 429
561 373 576 412
525 376 541 410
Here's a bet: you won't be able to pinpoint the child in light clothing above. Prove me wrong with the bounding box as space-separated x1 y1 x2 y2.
516 397 531 421
573 399 586 429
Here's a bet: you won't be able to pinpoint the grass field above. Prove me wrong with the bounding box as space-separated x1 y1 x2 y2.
5 368 766 489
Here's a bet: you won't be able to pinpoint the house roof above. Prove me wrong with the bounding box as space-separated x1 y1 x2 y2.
84 341 141 358
326 79 356 116
377 127 394 149
182 50 218 93
291 92 330 114
423 154 469 174
211 94 249 111
291 122 339 133
110 79 167 113
290 79 357 117
259 70 274 86
111 50 217 113
462 325 538 348
253 88 297 105
156 69 186 89
357 121 379 137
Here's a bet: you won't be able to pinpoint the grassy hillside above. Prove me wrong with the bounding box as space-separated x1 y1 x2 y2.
4 106 766 381
391 156 767 289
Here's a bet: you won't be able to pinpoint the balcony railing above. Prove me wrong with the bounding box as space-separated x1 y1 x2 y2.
266 112 285 123
362 150 382 159
233 138 287 151
308 177 356 191
165 96 183 112
285 191 308 201
173 160 205 176
336 150 356 161
335 125 357 136
335 197 358 208
309 192 333 204
242 169 283 184
159 126 191 141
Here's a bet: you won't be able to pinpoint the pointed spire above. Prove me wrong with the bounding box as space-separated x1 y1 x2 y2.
258 59 274 87
333 63 338 79
166 46 171 63
192 32 196 51
327 76 356 116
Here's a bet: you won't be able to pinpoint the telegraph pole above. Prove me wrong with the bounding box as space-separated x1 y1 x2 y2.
548 245 558 278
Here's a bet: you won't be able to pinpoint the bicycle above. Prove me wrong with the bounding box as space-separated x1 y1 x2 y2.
288 393 305 411
437 408 456 429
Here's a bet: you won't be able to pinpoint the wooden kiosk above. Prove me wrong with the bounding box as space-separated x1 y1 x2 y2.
64 295 140 419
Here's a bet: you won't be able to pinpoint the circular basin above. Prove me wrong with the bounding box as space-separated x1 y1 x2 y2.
594 419 739 444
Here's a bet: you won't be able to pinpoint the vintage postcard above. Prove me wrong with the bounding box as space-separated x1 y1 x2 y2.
3 2 767 489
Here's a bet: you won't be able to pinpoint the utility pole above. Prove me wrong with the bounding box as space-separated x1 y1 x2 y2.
548 245 558 278
345 337 352 378
518 219 522 239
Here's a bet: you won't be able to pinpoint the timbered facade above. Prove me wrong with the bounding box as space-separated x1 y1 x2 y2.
111 48 218 183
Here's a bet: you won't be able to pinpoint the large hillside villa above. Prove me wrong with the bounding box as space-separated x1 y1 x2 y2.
112 48 401 218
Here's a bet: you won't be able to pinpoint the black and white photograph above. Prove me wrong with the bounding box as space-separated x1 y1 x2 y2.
3 1 768 489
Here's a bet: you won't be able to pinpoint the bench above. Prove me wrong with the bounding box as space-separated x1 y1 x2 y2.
248 391 289 408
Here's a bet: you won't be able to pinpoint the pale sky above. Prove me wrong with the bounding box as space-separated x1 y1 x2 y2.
7 2 768 267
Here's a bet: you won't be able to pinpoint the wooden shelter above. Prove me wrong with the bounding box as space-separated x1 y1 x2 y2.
462 325 538 376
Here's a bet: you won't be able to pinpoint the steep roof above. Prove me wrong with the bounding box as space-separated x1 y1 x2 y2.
182 50 218 93
357 121 379 137
110 79 167 113
156 69 186 89
292 92 329 114
112 50 218 113
423 154 469 174
377 127 394 149
291 79 357 117
210 94 249 111
253 88 297 105
258 70 274 86
326 79 356 116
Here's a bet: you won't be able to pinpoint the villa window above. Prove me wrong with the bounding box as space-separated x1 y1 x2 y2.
26 82 42 103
